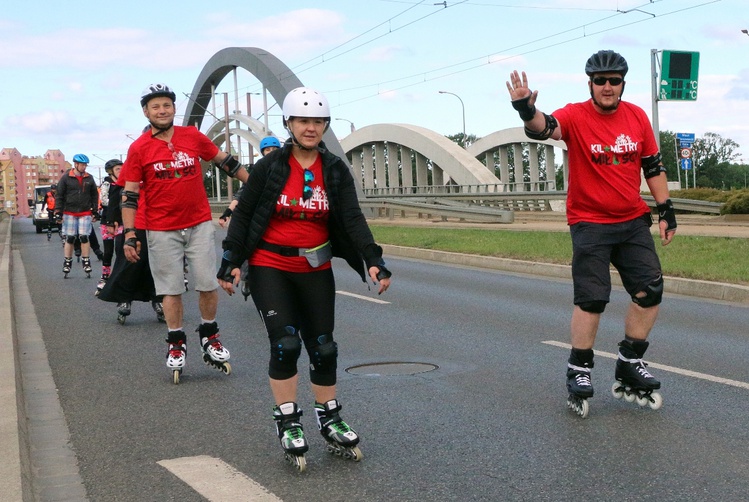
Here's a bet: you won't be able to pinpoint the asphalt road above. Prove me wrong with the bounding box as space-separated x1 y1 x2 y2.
12 219 749 501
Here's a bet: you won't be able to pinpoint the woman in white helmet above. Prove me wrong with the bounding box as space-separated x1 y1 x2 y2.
218 86 391 471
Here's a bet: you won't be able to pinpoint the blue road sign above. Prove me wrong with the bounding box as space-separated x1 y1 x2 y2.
677 132 695 143
680 158 693 170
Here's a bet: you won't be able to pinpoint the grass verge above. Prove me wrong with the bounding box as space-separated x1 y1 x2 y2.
370 225 749 286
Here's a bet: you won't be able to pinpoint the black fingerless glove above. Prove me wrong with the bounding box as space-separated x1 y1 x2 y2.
124 236 138 249
656 199 677 231
220 208 233 220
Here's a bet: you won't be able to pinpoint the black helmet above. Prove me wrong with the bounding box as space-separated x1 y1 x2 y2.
104 159 123 175
585 50 628 77
50 184 57 190
140 83 176 107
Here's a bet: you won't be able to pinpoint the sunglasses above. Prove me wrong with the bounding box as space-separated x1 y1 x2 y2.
303 169 315 201
592 76 623 86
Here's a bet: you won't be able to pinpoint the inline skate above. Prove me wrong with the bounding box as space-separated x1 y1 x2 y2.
566 349 594 418
611 339 663 410
116 302 131 325
152 301 165 323
81 257 92 278
95 271 109 297
315 399 362 461
273 402 308 472
62 257 73 278
166 330 187 384
197 322 231 375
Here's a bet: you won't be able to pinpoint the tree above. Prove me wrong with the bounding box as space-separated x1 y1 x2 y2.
692 132 741 188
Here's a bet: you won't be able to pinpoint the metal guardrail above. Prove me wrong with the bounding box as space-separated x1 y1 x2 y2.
360 198 515 223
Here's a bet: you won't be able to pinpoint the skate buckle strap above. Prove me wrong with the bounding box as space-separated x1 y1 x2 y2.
202 333 223 349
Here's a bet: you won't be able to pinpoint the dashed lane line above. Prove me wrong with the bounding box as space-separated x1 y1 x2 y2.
158 456 282 502
542 340 749 390
336 290 390 304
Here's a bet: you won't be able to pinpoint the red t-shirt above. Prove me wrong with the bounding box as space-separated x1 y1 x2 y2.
120 126 218 230
553 100 658 225
249 154 331 273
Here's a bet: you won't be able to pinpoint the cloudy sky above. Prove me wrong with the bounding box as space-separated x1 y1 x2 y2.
1 0 746 173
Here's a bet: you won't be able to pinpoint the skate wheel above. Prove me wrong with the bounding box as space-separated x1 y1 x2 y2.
222 362 232 375
611 382 624 399
648 392 663 410
624 390 636 403
567 395 589 419
636 395 649 407
117 314 126 325
173 369 181 385
285 453 306 472
346 446 363 461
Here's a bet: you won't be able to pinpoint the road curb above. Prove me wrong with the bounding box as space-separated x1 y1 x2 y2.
382 244 749 305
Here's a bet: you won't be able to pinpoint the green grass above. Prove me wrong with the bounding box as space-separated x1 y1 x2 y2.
370 225 749 286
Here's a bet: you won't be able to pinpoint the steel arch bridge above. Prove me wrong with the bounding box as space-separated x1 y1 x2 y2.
184 47 568 200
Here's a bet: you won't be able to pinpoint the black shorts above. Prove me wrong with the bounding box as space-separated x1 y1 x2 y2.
570 214 662 305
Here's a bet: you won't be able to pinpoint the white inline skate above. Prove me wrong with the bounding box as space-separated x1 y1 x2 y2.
197 322 231 375
166 330 187 384
315 399 362 461
273 402 308 472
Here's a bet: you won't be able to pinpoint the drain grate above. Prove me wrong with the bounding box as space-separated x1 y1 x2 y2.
345 362 439 376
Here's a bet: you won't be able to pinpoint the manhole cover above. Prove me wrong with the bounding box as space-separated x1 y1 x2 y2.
345 362 439 376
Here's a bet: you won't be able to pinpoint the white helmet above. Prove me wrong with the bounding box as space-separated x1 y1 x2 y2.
282 87 330 128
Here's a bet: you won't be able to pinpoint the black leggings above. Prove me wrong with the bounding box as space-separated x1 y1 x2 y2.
248 265 337 386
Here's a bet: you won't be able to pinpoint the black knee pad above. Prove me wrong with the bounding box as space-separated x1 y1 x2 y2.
578 300 607 314
269 326 302 379
307 335 338 373
78 234 89 244
632 276 663 308
66 235 77 244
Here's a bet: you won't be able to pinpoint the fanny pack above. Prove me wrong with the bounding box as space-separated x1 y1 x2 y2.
257 240 333 268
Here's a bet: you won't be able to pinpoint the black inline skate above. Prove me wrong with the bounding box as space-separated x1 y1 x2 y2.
196 322 231 375
62 257 73 278
116 302 131 325
612 339 663 410
273 402 308 472
566 348 594 418
81 257 92 278
314 399 362 461
152 301 165 323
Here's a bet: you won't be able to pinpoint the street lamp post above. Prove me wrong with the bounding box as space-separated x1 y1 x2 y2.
335 118 355 133
438 90 466 143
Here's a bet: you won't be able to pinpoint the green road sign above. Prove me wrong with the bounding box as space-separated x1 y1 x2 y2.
659 50 700 101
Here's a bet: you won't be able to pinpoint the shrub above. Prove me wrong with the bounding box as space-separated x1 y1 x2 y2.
720 191 749 214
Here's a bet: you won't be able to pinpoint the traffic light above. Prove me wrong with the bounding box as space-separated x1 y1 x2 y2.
659 50 700 101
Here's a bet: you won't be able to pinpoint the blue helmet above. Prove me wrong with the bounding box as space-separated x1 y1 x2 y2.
259 136 281 152
73 153 90 164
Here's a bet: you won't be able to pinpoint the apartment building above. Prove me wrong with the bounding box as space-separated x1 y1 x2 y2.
0 148 69 217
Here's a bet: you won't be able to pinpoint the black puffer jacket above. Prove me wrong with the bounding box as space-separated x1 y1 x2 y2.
223 141 383 282
55 169 99 215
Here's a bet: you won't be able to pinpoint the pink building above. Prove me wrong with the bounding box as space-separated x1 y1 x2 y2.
0 148 69 217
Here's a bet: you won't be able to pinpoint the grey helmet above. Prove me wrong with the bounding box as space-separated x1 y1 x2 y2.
585 50 628 77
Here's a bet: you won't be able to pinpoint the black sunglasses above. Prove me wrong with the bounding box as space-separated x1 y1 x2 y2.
592 76 623 86
303 169 315 201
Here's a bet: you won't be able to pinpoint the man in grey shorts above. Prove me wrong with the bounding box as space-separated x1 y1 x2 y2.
119 83 250 383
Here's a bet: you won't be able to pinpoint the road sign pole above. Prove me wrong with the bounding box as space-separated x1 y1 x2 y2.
651 49 660 151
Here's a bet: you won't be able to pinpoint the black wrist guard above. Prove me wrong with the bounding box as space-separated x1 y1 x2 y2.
511 95 537 121
220 208 233 220
375 260 392 281
216 154 241 178
656 199 677 231
216 251 239 282
124 236 138 249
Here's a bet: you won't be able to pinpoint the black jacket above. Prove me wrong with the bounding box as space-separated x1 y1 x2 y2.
223 141 383 282
55 169 99 215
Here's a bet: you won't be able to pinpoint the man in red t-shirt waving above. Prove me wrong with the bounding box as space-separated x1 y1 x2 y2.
119 83 250 384
507 50 677 418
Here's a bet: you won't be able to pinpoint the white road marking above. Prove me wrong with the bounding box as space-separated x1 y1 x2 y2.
336 290 390 304
157 456 282 502
542 340 749 390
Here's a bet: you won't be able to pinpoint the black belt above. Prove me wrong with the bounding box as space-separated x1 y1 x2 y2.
256 240 302 257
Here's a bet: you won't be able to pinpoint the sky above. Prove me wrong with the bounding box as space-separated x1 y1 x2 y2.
1 0 747 177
